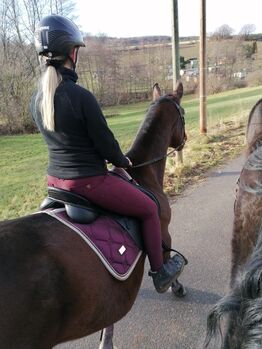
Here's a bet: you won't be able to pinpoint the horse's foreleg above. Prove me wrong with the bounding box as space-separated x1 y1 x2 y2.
99 325 114 349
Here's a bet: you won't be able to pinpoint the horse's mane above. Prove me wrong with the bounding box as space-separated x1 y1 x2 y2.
247 98 262 130
204 224 262 349
240 99 262 194
246 98 262 152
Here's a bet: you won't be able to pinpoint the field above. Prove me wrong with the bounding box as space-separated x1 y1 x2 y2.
179 40 262 70
1 85 262 220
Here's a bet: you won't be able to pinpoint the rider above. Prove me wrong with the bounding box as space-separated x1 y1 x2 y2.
32 14 185 293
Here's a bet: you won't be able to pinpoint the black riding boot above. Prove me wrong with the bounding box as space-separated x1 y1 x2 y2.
148 254 185 293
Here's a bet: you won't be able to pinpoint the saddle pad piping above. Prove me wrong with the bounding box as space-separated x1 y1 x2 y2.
44 208 142 281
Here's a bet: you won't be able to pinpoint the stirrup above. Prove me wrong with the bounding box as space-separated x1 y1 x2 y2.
162 242 188 265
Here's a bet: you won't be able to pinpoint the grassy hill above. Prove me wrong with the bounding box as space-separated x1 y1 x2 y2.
1 85 262 220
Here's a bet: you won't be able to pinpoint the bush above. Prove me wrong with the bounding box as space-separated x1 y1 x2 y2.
181 77 198 95
246 71 262 87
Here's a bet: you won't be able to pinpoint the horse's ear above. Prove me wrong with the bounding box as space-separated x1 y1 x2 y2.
173 80 183 101
153 83 161 101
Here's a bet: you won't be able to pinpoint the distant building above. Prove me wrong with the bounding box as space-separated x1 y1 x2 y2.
233 70 247 79
187 58 198 68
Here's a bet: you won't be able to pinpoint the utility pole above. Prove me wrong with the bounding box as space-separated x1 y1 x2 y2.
199 0 207 133
171 0 183 162
171 0 180 83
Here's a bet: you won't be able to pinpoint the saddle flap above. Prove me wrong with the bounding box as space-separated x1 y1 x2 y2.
113 216 144 250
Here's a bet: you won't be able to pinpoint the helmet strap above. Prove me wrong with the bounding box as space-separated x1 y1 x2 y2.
68 47 79 71
67 55 76 70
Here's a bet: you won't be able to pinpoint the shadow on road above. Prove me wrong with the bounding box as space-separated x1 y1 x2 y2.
139 286 222 305
210 170 240 177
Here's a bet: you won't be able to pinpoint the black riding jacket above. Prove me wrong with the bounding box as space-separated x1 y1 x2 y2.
32 67 129 179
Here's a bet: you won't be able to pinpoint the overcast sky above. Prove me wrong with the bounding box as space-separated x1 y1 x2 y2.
75 0 262 38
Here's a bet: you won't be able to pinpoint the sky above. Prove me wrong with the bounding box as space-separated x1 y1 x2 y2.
75 0 262 38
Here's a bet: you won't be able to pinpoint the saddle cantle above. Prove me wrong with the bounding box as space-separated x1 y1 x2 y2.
40 186 100 224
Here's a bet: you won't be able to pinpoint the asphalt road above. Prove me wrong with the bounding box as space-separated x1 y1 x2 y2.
56 155 244 349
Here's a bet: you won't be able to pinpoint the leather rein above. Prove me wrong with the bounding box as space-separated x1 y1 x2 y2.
131 100 186 169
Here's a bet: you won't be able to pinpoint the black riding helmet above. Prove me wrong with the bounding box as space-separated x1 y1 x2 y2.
34 14 85 56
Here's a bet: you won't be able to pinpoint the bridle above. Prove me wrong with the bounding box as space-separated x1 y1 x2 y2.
132 99 186 169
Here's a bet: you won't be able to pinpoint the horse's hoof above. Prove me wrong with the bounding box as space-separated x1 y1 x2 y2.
171 280 187 297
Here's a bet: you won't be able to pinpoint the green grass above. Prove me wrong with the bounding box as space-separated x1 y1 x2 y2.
0 134 48 218
1 85 262 220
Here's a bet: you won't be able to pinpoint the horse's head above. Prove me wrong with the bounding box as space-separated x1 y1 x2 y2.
152 81 187 151
239 98 262 195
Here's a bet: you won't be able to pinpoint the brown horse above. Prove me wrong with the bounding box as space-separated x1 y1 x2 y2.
204 98 262 349
0 82 186 349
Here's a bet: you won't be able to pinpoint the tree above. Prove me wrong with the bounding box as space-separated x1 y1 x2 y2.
238 24 256 40
212 24 234 40
206 39 244 93
0 0 12 59
0 0 78 133
243 42 257 58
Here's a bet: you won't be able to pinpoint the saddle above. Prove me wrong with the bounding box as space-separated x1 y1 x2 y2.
40 169 160 251
40 170 187 280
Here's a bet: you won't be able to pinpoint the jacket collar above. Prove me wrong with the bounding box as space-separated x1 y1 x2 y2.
60 67 78 83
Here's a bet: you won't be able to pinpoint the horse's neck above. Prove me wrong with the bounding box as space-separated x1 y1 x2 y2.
245 140 262 173
128 161 166 193
127 146 170 233
246 99 262 146
247 137 262 157
126 118 170 193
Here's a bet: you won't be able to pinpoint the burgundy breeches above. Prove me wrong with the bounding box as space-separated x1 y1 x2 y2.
47 173 163 271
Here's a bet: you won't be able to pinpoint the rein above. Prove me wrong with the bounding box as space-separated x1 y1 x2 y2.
131 100 186 169
131 148 178 168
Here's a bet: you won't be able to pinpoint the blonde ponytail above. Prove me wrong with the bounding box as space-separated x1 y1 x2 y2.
36 56 63 131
